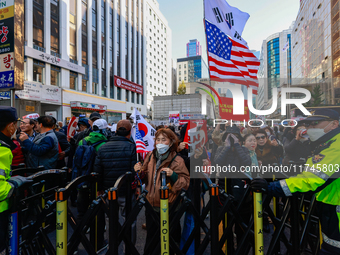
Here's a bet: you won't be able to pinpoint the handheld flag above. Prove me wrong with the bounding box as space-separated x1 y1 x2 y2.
130 108 156 152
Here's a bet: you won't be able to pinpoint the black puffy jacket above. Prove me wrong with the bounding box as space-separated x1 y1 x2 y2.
214 143 252 202
93 135 137 196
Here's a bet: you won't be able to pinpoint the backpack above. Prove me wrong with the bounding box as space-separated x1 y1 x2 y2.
72 138 105 188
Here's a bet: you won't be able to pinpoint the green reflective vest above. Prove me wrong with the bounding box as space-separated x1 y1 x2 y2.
280 131 340 249
0 142 13 213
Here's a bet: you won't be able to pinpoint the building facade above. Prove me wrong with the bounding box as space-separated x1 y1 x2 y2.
176 56 208 93
257 26 293 112
3 0 158 122
291 0 333 104
186 39 202 57
153 93 213 120
145 0 172 111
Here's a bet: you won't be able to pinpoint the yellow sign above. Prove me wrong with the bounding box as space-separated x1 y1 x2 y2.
25 105 35 112
0 5 14 20
160 198 169 255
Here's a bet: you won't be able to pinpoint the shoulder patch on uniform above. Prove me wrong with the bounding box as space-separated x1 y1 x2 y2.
312 154 325 164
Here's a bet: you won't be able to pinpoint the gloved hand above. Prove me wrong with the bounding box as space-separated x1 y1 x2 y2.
8 176 33 188
251 178 268 193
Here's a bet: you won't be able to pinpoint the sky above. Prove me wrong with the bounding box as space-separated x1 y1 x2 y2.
157 0 300 63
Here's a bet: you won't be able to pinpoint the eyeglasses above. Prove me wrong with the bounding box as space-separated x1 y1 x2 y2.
20 122 30 126
256 136 266 140
304 120 331 127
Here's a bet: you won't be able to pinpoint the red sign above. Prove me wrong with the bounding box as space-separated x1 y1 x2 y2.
219 97 249 121
67 116 78 138
114 75 143 94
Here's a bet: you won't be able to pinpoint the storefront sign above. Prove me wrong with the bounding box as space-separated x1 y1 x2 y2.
0 52 13 71
15 81 62 105
0 0 24 91
70 101 107 111
180 114 206 120
114 75 143 94
25 46 86 75
0 69 13 88
25 105 34 112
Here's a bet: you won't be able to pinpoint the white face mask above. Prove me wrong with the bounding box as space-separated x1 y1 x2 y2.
7 123 16 139
156 143 170 155
266 131 271 137
307 122 333 142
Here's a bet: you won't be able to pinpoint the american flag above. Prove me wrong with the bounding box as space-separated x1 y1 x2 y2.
135 125 148 159
205 19 260 94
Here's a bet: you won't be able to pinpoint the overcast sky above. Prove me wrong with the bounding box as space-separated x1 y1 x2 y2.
157 0 300 62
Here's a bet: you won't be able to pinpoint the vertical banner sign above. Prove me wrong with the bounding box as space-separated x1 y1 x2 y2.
8 211 19 255
160 197 169 255
254 192 264 254
67 116 78 138
56 200 67 255
0 0 24 91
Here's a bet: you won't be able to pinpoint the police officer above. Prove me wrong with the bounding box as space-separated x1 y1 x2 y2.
251 109 340 255
0 106 31 253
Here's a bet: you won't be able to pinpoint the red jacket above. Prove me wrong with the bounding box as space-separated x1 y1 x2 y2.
12 140 25 166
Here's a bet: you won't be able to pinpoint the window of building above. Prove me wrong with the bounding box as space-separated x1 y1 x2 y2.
51 66 61 86
179 77 181 81
137 94 140 104
51 0 59 54
150 91 152 95
33 0 44 48
117 87 121 100
184 77 186 81
126 90 129 102
69 71 78 90
92 82 98 94
82 80 87 92
131 92 135 103
33 60 45 83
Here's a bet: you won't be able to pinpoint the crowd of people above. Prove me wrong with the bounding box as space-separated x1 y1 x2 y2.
1 105 340 255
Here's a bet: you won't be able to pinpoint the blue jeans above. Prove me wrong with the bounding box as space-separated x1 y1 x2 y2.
180 212 195 255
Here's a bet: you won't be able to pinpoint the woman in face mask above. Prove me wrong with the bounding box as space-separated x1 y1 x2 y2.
134 128 190 253
282 124 312 167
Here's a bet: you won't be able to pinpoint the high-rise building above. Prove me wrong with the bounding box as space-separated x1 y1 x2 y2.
256 25 293 112
11 0 148 122
186 39 202 57
176 56 209 92
145 0 172 110
291 0 333 104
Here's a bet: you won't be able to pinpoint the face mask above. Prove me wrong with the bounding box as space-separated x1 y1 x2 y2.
156 143 170 155
307 122 333 142
266 132 271 137
8 123 16 139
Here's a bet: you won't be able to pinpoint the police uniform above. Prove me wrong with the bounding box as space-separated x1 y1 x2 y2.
267 109 340 254
0 106 19 252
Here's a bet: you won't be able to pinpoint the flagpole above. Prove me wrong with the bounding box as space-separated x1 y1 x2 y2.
203 1 217 120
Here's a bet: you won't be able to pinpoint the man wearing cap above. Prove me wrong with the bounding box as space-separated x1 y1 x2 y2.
251 109 340 254
0 106 31 252
18 116 59 170
75 119 108 250
94 119 137 246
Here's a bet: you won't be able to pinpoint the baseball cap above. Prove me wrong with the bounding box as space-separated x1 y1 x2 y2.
93 119 110 130
226 126 241 136
0 106 19 123
89 112 101 121
304 109 339 122
117 119 132 132
78 118 90 128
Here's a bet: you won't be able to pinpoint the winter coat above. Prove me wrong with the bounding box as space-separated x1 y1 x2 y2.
255 140 283 166
214 143 252 202
23 129 59 170
11 140 25 166
282 138 312 165
93 135 137 196
141 150 190 207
